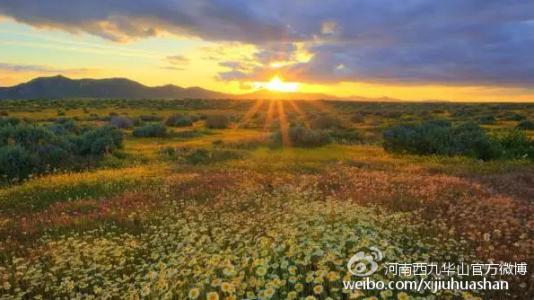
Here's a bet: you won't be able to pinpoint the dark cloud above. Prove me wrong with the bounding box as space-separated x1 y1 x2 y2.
1 0 534 86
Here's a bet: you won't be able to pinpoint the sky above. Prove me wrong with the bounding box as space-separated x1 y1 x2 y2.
1 0 534 101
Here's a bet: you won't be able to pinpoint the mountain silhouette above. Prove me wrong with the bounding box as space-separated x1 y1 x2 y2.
0 75 393 101
0 75 229 100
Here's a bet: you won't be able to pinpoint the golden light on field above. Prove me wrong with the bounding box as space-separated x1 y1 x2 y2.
255 76 300 93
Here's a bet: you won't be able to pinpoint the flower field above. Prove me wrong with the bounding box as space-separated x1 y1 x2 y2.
0 99 533 299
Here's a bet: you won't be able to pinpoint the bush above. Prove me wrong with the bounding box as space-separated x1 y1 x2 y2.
0 117 21 128
0 122 123 181
0 146 37 181
165 114 193 127
498 130 534 159
109 116 134 129
479 114 497 125
516 120 534 130
132 123 167 137
505 113 525 121
272 126 331 148
75 126 123 156
383 120 501 160
205 115 229 129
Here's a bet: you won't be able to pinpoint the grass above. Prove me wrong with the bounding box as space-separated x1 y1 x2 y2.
0 166 166 213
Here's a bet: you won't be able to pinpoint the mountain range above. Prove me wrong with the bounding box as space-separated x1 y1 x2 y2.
0 75 346 101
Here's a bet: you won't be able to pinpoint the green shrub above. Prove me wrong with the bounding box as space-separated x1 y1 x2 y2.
498 130 534 159
383 120 501 160
272 126 332 148
479 114 497 125
516 120 534 130
0 117 19 127
0 146 37 181
132 123 167 137
109 116 134 129
166 114 193 127
205 115 229 129
505 113 525 121
76 126 123 156
0 121 123 181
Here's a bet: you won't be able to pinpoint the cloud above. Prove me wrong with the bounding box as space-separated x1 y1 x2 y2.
166 55 189 65
0 62 92 74
0 0 294 43
161 55 189 70
1 1 534 87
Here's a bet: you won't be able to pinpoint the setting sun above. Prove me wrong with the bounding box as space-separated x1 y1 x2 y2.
262 76 300 93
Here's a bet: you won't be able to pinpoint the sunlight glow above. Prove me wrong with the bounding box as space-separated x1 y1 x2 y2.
255 76 300 93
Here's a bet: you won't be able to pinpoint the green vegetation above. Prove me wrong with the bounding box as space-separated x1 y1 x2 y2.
384 120 534 160
0 118 123 181
132 123 167 137
205 114 229 129
165 113 193 127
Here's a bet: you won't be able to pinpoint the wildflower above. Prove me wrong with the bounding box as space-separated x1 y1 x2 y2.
188 288 200 299
207 291 219 300
287 291 298 299
256 266 267 277
223 265 235 277
350 290 364 299
220 282 234 294
264 287 275 299
327 271 339 282
313 285 323 294
397 292 410 300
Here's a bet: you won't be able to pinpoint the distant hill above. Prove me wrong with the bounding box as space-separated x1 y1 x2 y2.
0 75 229 100
0 75 398 101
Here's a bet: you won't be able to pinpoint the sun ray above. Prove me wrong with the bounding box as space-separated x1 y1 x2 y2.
287 100 311 128
277 100 291 146
263 100 276 131
236 99 264 128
